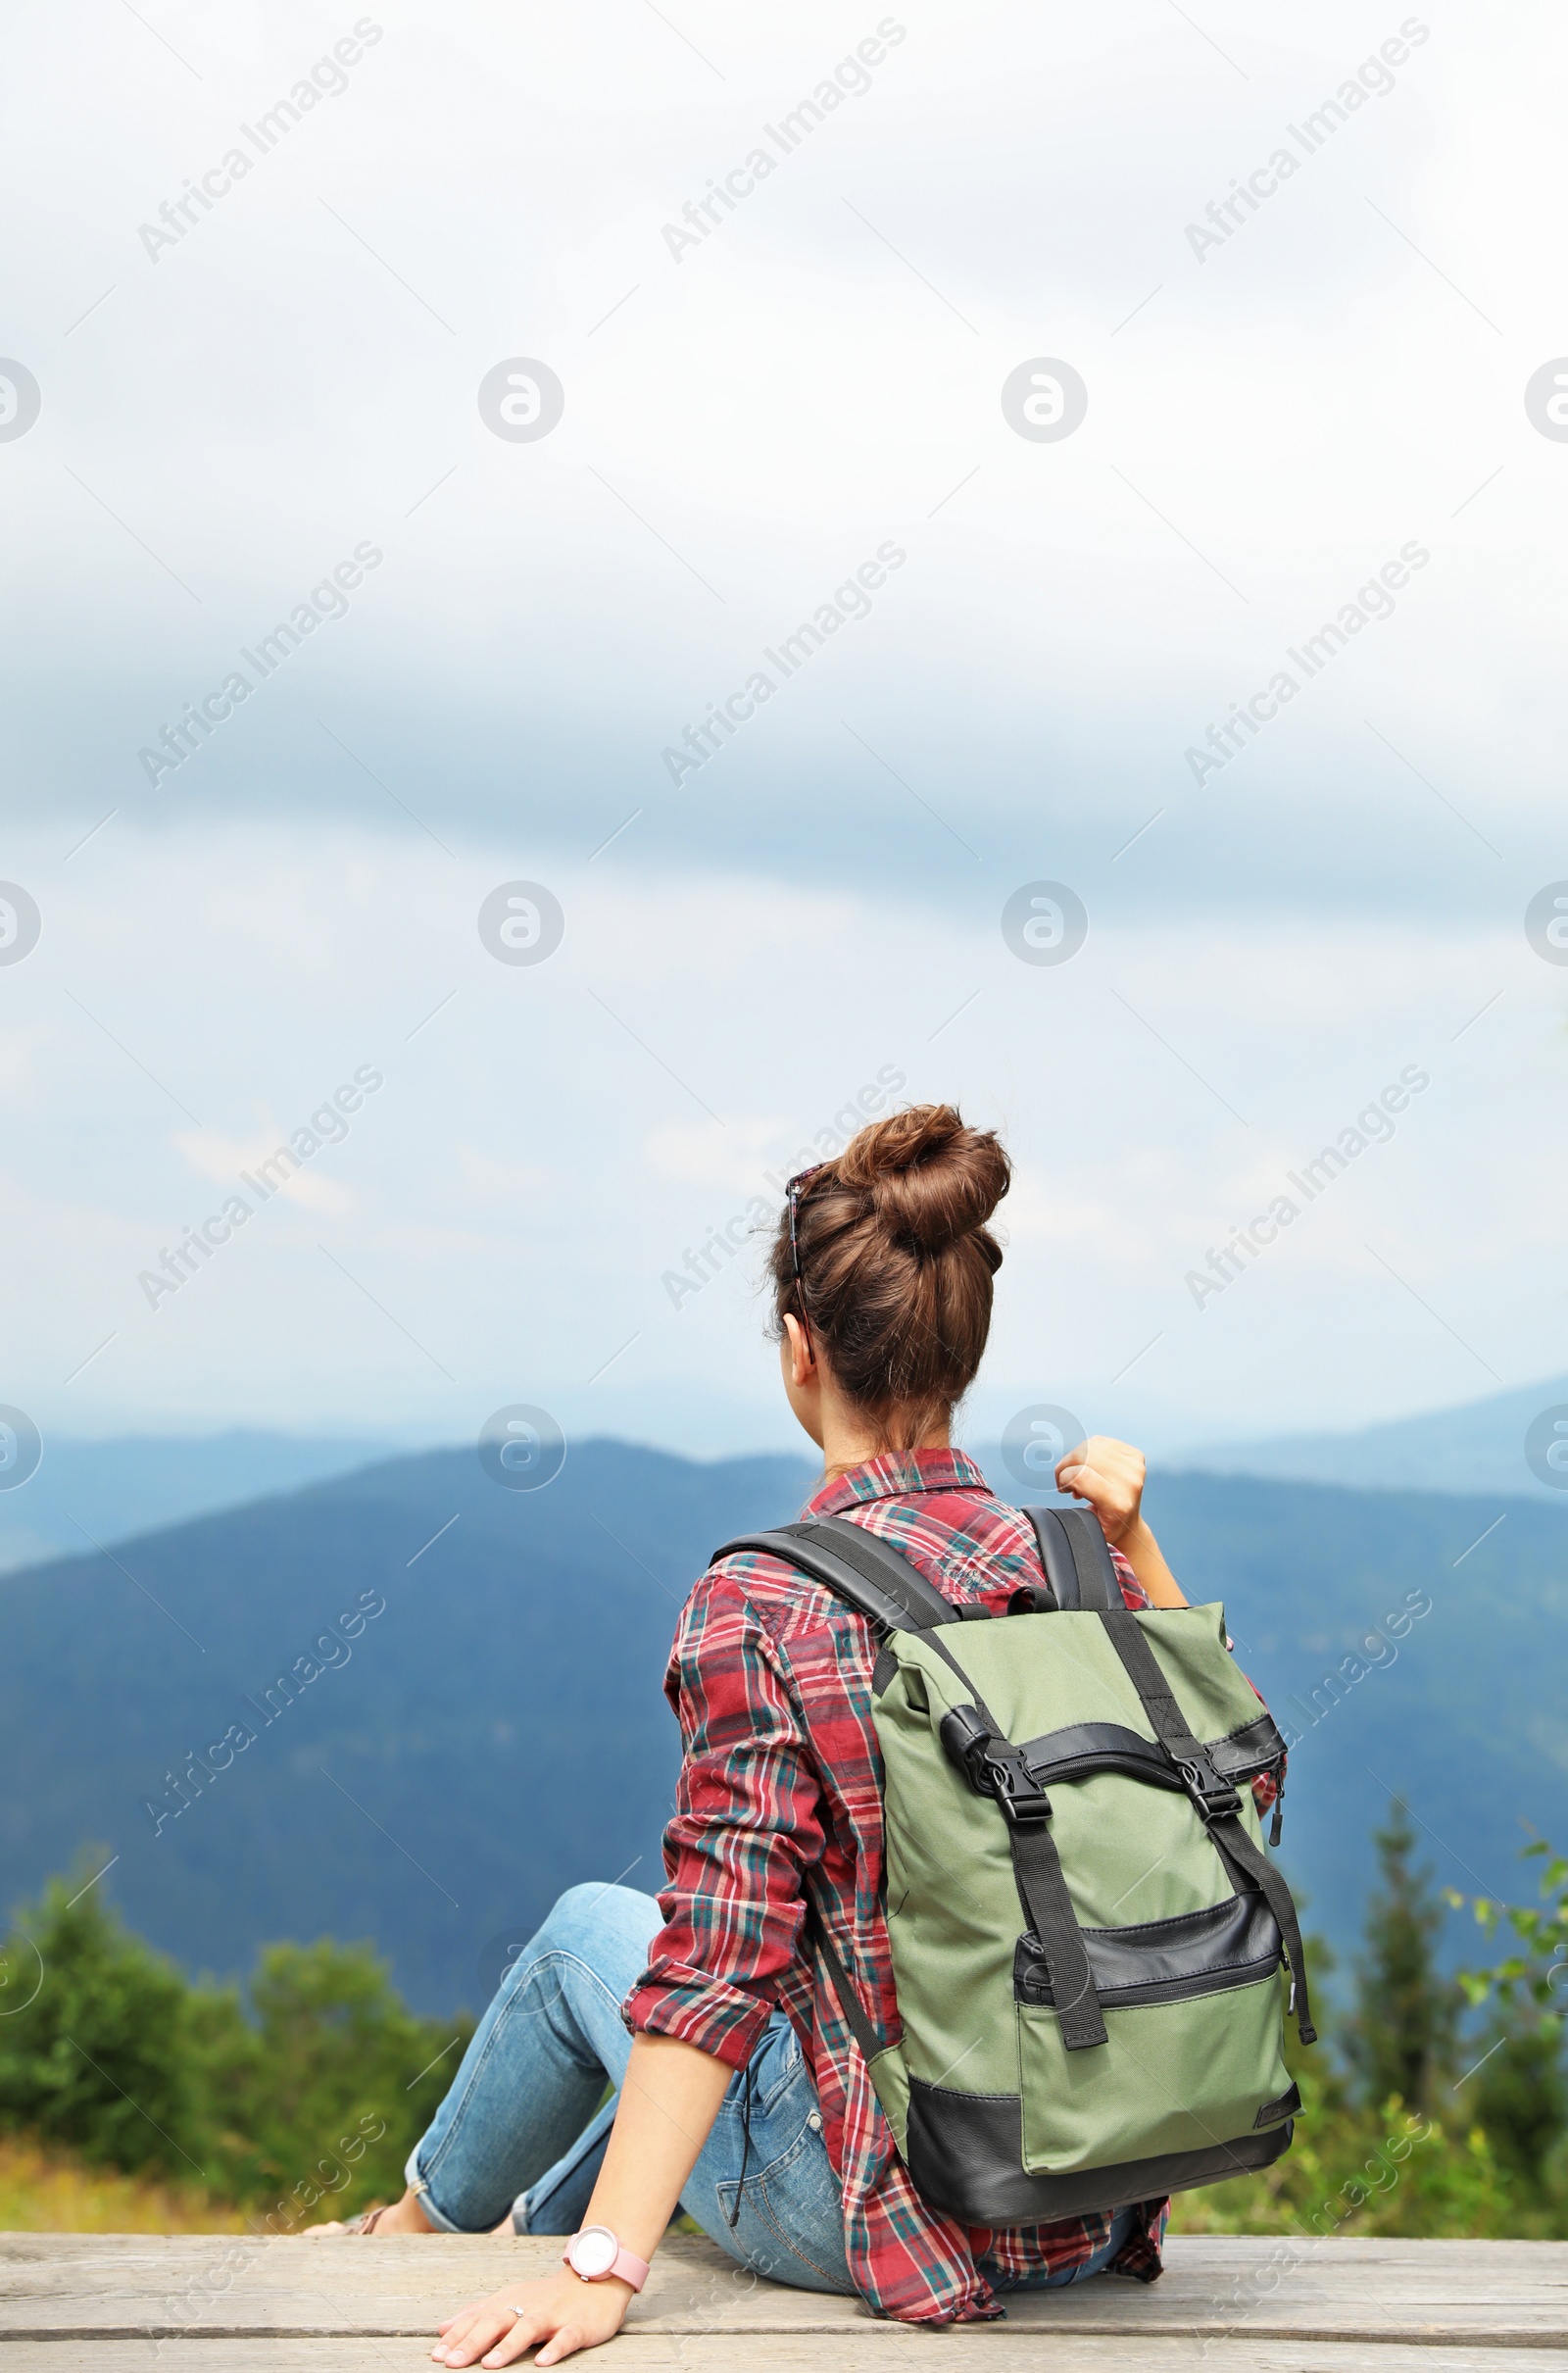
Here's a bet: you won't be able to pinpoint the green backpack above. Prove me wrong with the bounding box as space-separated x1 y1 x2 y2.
714 1505 1314 2224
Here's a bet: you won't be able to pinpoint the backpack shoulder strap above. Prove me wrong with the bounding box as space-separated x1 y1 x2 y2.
710 1513 957 1635
1025 1506 1121 1612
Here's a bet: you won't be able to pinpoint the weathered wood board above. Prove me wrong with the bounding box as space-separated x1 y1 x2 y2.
2 2235 1565 2366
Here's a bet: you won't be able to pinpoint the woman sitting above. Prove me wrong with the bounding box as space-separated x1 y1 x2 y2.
317 1105 1189 2364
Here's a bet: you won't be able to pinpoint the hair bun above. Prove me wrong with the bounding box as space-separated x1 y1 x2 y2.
835 1104 1009 1256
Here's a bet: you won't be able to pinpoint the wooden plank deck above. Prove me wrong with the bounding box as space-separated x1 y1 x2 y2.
2 2234 1566 2369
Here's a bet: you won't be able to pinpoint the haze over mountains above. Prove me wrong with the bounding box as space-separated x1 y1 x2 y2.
1173 1373 1568 1504
0 1431 387 1573
5 1371 1563 1587
2 1422 1563 2015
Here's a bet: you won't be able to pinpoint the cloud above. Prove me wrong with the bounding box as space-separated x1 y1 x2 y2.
1 814 1556 1453
5 2 1561 1456
173 1124 357 1215
1 0 1558 918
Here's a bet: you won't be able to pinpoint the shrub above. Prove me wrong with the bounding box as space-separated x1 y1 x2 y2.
0 1865 195 2178
0 1860 472 2221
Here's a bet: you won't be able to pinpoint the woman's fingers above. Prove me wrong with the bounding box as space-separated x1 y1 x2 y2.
1060 1459 1118 1515
434 2274 628 2369
434 2299 488 2338
533 2323 588 2367
479 2306 545 2365
433 2304 510 2363
1056 1436 1145 1542
436 2310 513 2366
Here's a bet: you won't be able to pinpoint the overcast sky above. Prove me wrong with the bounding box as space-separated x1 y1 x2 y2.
3 0 1565 1463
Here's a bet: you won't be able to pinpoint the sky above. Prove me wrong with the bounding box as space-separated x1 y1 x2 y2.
3 0 1566 1465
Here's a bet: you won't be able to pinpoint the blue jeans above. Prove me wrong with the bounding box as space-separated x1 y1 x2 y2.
409 1883 1136 2299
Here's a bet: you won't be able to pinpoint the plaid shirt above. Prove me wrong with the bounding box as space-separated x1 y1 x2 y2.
625 1448 1189 2324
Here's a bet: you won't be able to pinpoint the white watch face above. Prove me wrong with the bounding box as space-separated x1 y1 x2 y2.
570 2226 618 2279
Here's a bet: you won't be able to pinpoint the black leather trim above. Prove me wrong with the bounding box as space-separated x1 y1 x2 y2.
1253 2079 1301 2129
1016 1713 1285 1794
905 2081 1295 2223
1014 1887 1283 2007
1207 1710 1287 1779
1019 1720 1180 1790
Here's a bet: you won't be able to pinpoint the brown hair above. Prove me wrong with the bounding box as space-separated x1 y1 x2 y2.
768 1104 1010 1446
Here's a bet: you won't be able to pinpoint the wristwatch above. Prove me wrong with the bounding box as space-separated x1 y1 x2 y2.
562 2225 650 2292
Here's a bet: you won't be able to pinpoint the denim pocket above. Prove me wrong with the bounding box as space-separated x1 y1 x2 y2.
713 2117 853 2296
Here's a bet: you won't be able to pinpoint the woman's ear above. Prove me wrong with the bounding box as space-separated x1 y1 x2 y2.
781 1311 816 1392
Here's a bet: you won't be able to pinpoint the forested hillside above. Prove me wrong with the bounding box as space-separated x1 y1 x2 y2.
2 1439 1563 2010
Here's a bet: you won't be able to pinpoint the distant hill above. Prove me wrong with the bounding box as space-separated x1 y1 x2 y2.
0 1440 814 2013
0 1432 389 1572
1165 1374 1568 1502
1 1440 1563 2014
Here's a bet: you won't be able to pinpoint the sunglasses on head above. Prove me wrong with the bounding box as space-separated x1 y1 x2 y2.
785 1164 824 1304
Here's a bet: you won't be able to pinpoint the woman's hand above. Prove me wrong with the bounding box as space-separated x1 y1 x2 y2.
433 2270 632 2367
430 2035 727 2370
1055 1435 1187 1607
1055 1434 1145 1546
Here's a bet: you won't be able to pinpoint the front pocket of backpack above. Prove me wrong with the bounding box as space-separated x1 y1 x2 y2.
1014 1892 1292 2173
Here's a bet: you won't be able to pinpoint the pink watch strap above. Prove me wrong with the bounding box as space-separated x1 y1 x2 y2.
608 2241 649 2292
563 2228 650 2292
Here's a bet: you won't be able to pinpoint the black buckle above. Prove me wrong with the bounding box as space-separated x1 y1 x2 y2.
940 1706 1053 1824
981 1744 1054 1826
1173 1753 1241 1822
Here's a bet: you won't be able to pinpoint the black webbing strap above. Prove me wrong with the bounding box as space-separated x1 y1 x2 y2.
1098 1606 1209 1762
803 1895 884 2069
1006 1822 1107 2049
1025 1507 1121 1612
1206 1811 1316 2045
1097 1607 1316 2045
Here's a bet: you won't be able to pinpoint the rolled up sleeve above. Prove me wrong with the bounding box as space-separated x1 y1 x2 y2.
622 1562 823 2070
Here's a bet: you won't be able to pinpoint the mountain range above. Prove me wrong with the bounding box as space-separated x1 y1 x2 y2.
0 1431 385 1573
7 1368 1564 1594
1172 1373 1568 1503
2 1433 1563 2016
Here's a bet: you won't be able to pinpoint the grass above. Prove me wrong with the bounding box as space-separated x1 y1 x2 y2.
0 2136 249 2234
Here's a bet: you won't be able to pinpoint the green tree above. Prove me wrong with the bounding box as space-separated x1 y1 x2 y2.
1450 1838 1568 2191
0 1861 199 2178
209 1939 472 2221
1 1863 474 2219
1343 1798 1460 2114
1472 2017 1567 2186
